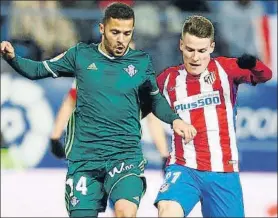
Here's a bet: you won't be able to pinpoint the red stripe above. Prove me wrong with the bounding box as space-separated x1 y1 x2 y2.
209 61 233 172
186 73 211 171
261 16 271 66
69 88 77 100
166 71 185 166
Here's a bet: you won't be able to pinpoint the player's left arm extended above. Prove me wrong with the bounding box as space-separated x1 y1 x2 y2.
5 47 76 80
217 54 273 85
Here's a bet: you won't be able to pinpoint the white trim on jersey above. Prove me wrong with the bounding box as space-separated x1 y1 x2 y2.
216 61 239 172
98 43 130 60
150 89 159 95
42 61 58 78
162 75 171 103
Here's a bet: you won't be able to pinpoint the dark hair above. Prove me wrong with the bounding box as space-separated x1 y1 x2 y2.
182 15 214 41
102 2 135 25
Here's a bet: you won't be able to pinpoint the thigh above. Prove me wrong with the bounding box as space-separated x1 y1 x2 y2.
201 172 245 217
110 175 146 207
65 170 108 216
105 157 147 207
154 165 201 216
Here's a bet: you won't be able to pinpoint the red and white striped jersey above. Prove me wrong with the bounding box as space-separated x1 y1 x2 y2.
157 57 272 172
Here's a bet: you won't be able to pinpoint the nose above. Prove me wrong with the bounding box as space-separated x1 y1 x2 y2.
117 34 124 44
192 52 199 62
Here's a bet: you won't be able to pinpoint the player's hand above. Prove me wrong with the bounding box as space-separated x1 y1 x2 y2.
237 54 257 69
50 138 66 159
0 41 15 60
172 119 197 143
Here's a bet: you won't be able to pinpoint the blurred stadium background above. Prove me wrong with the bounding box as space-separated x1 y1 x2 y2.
1 0 277 217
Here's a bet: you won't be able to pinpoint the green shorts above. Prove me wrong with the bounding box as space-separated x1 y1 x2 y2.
65 157 147 217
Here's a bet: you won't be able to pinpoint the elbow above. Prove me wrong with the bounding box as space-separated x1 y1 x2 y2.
265 70 273 82
255 61 273 83
261 69 273 83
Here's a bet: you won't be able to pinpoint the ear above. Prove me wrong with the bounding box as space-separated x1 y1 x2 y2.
179 38 183 52
209 41 215 54
99 23 104 35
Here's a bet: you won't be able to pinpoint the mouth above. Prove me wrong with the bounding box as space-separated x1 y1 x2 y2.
189 63 201 67
116 46 124 51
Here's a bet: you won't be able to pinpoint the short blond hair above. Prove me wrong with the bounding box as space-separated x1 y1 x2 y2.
182 15 214 41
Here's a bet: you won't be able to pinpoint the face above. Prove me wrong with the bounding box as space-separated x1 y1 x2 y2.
99 18 134 57
180 33 215 75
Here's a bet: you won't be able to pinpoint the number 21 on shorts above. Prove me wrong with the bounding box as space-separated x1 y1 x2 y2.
165 171 181 183
66 176 87 196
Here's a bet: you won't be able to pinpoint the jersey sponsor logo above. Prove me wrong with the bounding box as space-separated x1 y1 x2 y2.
124 64 137 77
108 162 135 178
204 72 216 85
87 63 98 70
49 51 66 62
174 91 221 113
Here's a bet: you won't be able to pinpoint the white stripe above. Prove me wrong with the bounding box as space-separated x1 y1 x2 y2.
162 74 171 103
216 61 239 172
162 74 177 165
176 69 197 168
200 70 224 171
42 61 58 78
150 89 159 95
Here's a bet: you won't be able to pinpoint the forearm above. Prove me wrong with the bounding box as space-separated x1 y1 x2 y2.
150 93 180 124
146 113 169 157
6 55 52 80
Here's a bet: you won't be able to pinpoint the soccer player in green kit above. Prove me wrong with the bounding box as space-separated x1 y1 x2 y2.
1 3 197 217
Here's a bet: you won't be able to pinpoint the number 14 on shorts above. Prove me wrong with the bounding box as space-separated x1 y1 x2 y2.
66 176 88 196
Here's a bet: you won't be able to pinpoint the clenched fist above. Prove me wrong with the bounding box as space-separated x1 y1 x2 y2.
172 119 197 143
1 41 15 60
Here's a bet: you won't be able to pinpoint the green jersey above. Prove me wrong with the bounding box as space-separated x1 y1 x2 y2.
7 42 179 162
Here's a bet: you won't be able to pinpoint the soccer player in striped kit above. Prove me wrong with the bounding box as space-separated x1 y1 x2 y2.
154 15 272 217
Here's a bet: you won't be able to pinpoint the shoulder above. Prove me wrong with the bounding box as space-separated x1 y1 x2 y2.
214 56 237 68
75 42 97 51
128 48 151 61
157 65 181 81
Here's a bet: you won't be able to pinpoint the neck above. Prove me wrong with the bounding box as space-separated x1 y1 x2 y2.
99 42 111 56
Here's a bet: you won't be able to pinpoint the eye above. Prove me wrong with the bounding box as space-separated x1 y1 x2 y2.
111 30 119 35
124 32 131 36
199 49 207 53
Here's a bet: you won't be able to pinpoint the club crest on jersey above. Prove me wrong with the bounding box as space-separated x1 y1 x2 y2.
204 72 216 85
159 183 170 193
70 196 80 207
124 64 137 77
